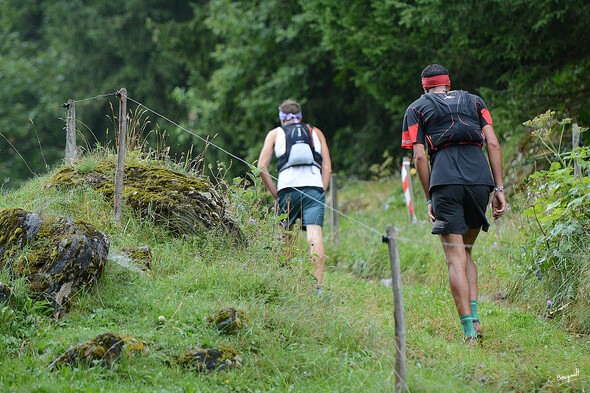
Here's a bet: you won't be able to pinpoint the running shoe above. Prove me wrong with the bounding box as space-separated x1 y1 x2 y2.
473 319 483 341
463 335 479 348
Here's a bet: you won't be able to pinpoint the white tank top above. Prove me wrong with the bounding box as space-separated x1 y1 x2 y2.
274 127 324 191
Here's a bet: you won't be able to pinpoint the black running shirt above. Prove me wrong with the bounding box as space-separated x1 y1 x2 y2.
402 90 495 189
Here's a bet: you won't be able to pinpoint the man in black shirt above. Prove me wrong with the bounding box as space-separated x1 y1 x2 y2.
402 64 506 347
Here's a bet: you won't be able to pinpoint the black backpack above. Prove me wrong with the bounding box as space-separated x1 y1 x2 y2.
276 123 323 172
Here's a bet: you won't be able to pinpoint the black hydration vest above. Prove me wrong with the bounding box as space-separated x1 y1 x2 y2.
276 123 323 172
422 90 485 151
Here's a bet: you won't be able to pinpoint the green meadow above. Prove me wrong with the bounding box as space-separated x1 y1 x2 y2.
0 147 588 392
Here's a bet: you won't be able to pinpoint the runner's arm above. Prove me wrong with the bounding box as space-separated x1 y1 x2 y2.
482 124 506 218
315 127 332 192
257 129 279 200
412 143 435 222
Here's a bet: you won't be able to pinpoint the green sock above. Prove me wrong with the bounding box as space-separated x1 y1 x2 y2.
460 315 476 337
470 300 479 321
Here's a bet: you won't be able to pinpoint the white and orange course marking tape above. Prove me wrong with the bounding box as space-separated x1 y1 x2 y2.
402 158 417 224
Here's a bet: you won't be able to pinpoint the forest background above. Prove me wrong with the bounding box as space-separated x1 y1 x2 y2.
1 0 589 188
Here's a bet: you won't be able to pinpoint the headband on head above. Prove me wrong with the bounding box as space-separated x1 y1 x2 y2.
421 75 451 91
279 111 302 122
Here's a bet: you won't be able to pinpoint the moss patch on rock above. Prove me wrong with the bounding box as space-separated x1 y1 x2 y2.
48 332 149 370
48 162 244 242
176 345 242 373
121 246 153 272
0 207 109 314
208 307 249 334
0 282 10 303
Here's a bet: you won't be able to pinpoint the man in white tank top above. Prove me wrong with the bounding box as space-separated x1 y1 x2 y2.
257 99 332 291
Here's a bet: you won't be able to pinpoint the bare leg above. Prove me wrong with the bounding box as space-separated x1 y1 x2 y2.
440 233 471 317
306 224 325 286
463 228 480 302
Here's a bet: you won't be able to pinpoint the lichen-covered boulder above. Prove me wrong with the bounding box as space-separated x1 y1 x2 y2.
208 307 249 334
48 163 244 243
48 332 149 370
176 346 242 372
0 282 10 303
0 207 109 314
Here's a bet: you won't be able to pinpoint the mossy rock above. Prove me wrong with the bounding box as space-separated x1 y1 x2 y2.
48 332 149 370
176 345 242 373
0 207 109 314
208 307 249 334
121 246 153 272
0 282 10 303
48 163 244 243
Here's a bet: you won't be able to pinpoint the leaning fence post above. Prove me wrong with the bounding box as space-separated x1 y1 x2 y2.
64 99 77 164
330 173 339 240
572 123 582 179
383 227 407 393
114 88 127 223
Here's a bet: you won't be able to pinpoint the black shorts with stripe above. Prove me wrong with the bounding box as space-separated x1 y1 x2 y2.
430 184 492 235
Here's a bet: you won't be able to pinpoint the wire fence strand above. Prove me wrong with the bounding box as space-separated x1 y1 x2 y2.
60 90 514 250
66 91 119 105
63 91 590 259
123 93 384 238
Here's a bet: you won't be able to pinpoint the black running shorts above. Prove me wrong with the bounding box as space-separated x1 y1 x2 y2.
430 184 492 235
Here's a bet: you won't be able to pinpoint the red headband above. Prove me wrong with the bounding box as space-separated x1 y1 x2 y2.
421 75 451 91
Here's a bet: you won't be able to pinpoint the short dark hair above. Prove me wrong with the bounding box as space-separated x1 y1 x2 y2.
421 64 449 78
279 99 301 115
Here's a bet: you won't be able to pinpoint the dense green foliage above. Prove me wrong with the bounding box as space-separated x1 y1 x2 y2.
1 0 589 187
0 0 192 187
0 0 66 186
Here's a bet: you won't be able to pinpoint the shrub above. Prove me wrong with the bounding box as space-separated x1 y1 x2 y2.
519 110 590 332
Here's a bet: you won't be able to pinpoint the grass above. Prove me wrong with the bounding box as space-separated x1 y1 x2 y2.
324 177 589 392
0 157 588 392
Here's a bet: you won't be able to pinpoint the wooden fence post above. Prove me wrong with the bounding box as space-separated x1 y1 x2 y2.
114 88 127 223
384 227 407 393
64 99 77 164
572 123 582 179
330 174 338 240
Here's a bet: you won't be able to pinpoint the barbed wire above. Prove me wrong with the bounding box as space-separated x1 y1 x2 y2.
122 93 384 237
63 92 119 107
62 91 590 259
